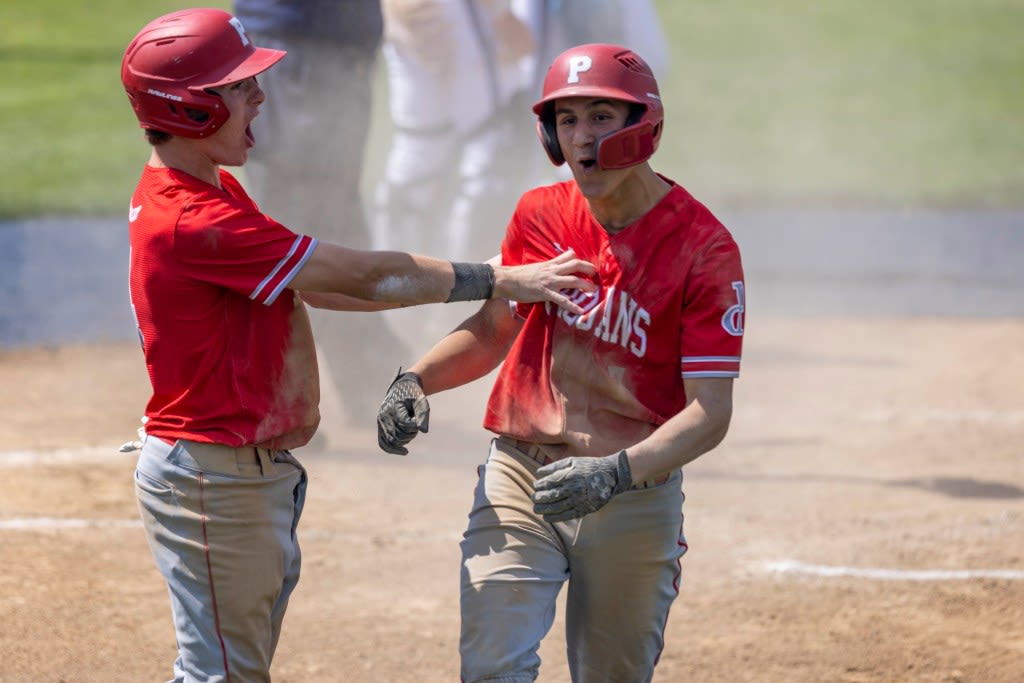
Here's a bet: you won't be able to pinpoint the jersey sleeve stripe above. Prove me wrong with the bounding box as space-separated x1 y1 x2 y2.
250 236 302 302
679 355 741 379
681 356 741 364
250 235 319 305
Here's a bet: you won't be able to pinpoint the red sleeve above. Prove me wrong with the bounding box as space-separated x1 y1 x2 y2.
173 196 318 306
679 233 745 378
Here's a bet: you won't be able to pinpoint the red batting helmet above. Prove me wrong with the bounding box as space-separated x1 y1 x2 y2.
121 8 285 138
532 43 663 169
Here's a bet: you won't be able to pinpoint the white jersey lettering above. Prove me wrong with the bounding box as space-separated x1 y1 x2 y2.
550 284 651 359
610 290 636 346
722 281 745 336
629 308 650 357
594 286 616 342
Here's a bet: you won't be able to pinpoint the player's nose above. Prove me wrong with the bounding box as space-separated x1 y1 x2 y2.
572 124 596 149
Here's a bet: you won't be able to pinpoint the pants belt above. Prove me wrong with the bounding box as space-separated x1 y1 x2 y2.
176 439 281 466
499 437 671 489
502 437 554 465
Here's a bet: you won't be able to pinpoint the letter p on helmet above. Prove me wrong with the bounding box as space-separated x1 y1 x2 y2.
228 16 250 46
567 55 593 84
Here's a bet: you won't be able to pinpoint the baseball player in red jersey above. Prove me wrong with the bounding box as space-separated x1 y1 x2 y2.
376 44 745 682
120 9 596 682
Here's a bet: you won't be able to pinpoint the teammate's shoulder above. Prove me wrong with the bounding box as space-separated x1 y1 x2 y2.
652 180 739 257
661 181 730 231
660 178 709 213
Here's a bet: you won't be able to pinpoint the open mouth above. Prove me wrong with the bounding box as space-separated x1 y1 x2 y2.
579 159 597 171
245 124 255 148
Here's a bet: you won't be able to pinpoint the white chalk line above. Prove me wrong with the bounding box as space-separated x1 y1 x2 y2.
764 559 1024 581
0 517 141 530
860 407 1024 425
0 446 127 466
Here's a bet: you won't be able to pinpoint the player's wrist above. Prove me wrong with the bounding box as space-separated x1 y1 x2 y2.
387 368 423 392
445 262 495 302
489 264 516 301
610 450 633 493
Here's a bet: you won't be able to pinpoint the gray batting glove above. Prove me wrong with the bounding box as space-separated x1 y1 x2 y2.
531 450 633 522
376 370 429 455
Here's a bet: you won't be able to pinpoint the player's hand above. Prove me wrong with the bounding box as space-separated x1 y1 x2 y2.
376 370 429 455
491 250 596 315
531 451 633 522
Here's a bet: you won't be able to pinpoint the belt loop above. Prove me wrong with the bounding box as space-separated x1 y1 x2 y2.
253 447 265 476
500 436 552 466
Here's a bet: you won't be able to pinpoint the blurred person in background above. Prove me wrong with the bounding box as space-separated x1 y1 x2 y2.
373 0 538 262
522 0 669 84
374 0 669 263
233 0 409 435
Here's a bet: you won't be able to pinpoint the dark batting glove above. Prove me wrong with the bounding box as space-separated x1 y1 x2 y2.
531 450 633 522
376 370 429 455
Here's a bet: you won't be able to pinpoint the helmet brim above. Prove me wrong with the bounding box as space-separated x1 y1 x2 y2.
195 46 286 89
532 85 645 115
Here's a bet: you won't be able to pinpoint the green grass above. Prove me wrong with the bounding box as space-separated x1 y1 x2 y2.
1 0 1021 218
654 0 1024 206
0 1 230 219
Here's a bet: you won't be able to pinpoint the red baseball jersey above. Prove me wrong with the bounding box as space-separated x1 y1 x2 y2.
128 165 320 450
484 177 745 460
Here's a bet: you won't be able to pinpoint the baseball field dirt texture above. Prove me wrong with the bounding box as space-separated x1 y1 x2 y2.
1 212 1022 682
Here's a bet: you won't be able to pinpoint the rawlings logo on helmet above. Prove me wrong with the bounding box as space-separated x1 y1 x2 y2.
146 89 183 102
533 43 664 169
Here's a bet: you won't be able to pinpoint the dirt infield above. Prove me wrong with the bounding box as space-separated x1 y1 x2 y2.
1 316 1022 682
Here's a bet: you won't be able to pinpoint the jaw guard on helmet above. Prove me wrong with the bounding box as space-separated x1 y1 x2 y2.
121 8 286 139
532 43 663 170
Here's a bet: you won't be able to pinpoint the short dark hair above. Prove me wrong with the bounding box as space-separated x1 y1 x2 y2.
145 129 172 146
143 107 210 146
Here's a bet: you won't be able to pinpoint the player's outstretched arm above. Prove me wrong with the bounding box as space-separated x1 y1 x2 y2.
289 244 595 313
298 291 405 312
376 298 523 455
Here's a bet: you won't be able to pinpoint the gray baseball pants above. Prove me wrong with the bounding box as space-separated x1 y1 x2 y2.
135 436 307 683
459 438 687 683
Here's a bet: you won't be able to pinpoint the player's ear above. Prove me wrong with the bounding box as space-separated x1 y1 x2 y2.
536 108 565 166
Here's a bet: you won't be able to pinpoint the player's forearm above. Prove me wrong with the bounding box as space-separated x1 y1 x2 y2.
625 386 733 482
409 301 520 395
408 333 504 394
292 243 594 311
292 244 461 304
298 291 405 312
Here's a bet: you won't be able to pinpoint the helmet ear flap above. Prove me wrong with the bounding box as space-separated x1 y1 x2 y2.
595 121 655 170
126 85 228 138
536 109 565 166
